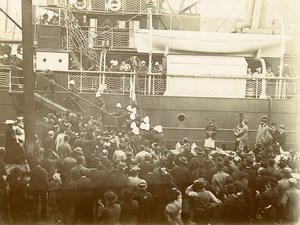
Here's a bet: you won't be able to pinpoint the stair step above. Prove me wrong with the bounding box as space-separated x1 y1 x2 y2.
34 93 69 112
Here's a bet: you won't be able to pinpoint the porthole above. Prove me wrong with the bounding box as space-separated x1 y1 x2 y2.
177 113 186 122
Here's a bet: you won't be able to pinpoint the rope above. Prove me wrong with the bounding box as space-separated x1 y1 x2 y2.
34 70 114 117
228 0 251 32
215 1 242 32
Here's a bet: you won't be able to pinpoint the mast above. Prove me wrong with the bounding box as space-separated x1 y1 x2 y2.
22 0 36 147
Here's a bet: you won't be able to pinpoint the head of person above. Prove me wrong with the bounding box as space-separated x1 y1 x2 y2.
192 178 206 191
260 116 268 125
104 191 118 204
279 125 285 132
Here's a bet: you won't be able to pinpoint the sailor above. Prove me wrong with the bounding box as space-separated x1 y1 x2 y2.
256 116 269 145
153 61 162 73
96 90 106 124
65 80 80 111
110 103 126 131
204 119 218 149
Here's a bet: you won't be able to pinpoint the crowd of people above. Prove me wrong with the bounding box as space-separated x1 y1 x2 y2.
2 103 300 225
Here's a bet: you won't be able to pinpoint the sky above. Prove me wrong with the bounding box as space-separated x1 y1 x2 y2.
166 0 247 18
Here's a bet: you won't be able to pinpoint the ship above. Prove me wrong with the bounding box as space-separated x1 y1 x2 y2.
0 0 299 150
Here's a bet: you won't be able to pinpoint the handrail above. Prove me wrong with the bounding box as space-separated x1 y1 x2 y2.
35 69 299 80
34 71 115 117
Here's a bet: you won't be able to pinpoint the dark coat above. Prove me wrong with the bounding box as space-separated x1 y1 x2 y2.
170 164 191 192
29 165 49 191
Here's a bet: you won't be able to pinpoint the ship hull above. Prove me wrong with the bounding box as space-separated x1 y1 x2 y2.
1 92 299 150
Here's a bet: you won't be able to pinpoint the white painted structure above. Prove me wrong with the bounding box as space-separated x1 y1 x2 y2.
35 51 69 70
164 55 248 98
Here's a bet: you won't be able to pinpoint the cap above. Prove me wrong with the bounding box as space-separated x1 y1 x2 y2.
116 103 122 108
155 61 159 66
132 107 137 114
153 125 162 133
132 127 139 135
140 122 146 130
279 125 285 130
143 116 150 124
126 105 132 111
96 91 101 97
130 122 137 129
69 80 75 86
5 120 16 125
260 116 268 122
130 113 136 120
144 123 150 131
141 60 146 64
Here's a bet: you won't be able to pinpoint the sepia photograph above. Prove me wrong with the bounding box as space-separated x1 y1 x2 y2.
0 0 299 224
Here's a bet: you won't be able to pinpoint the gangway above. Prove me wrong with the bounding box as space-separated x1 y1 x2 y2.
34 93 69 112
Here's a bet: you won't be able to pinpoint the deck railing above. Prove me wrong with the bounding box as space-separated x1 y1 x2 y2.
57 0 162 14
1 67 299 99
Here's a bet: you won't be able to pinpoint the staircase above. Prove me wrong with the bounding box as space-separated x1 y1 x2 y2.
34 93 69 112
63 7 101 66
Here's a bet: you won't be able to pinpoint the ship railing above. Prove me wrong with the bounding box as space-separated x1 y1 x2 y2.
3 67 299 99
78 27 133 49
58 0 163 14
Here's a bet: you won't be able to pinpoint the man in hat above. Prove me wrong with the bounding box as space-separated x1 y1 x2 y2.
4 120 18 164
65 80 80 111
170 157 191 195
277 125 287 151
100 149 113 170
28 160 50 221
110 103 126 131
138 154 155 179
73 168 94 224
133 180 154 224
99 191 121 225
95 90 106 124
187 147 204 172
108 162 129 196
70 155 87 182
63 150 77 175
127 165 144 187
185 178 220 224
234 119 249 151
256 116 269 144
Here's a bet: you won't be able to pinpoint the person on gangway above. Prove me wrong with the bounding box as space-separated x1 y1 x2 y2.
43 69 56 101
65 80 81 111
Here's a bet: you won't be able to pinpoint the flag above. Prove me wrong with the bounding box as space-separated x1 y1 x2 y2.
129 77 137 106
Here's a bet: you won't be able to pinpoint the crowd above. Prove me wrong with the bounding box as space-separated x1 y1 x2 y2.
2 102 300 225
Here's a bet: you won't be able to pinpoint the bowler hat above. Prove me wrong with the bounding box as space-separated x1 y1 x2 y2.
179 157 188 164
137 180 147 189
